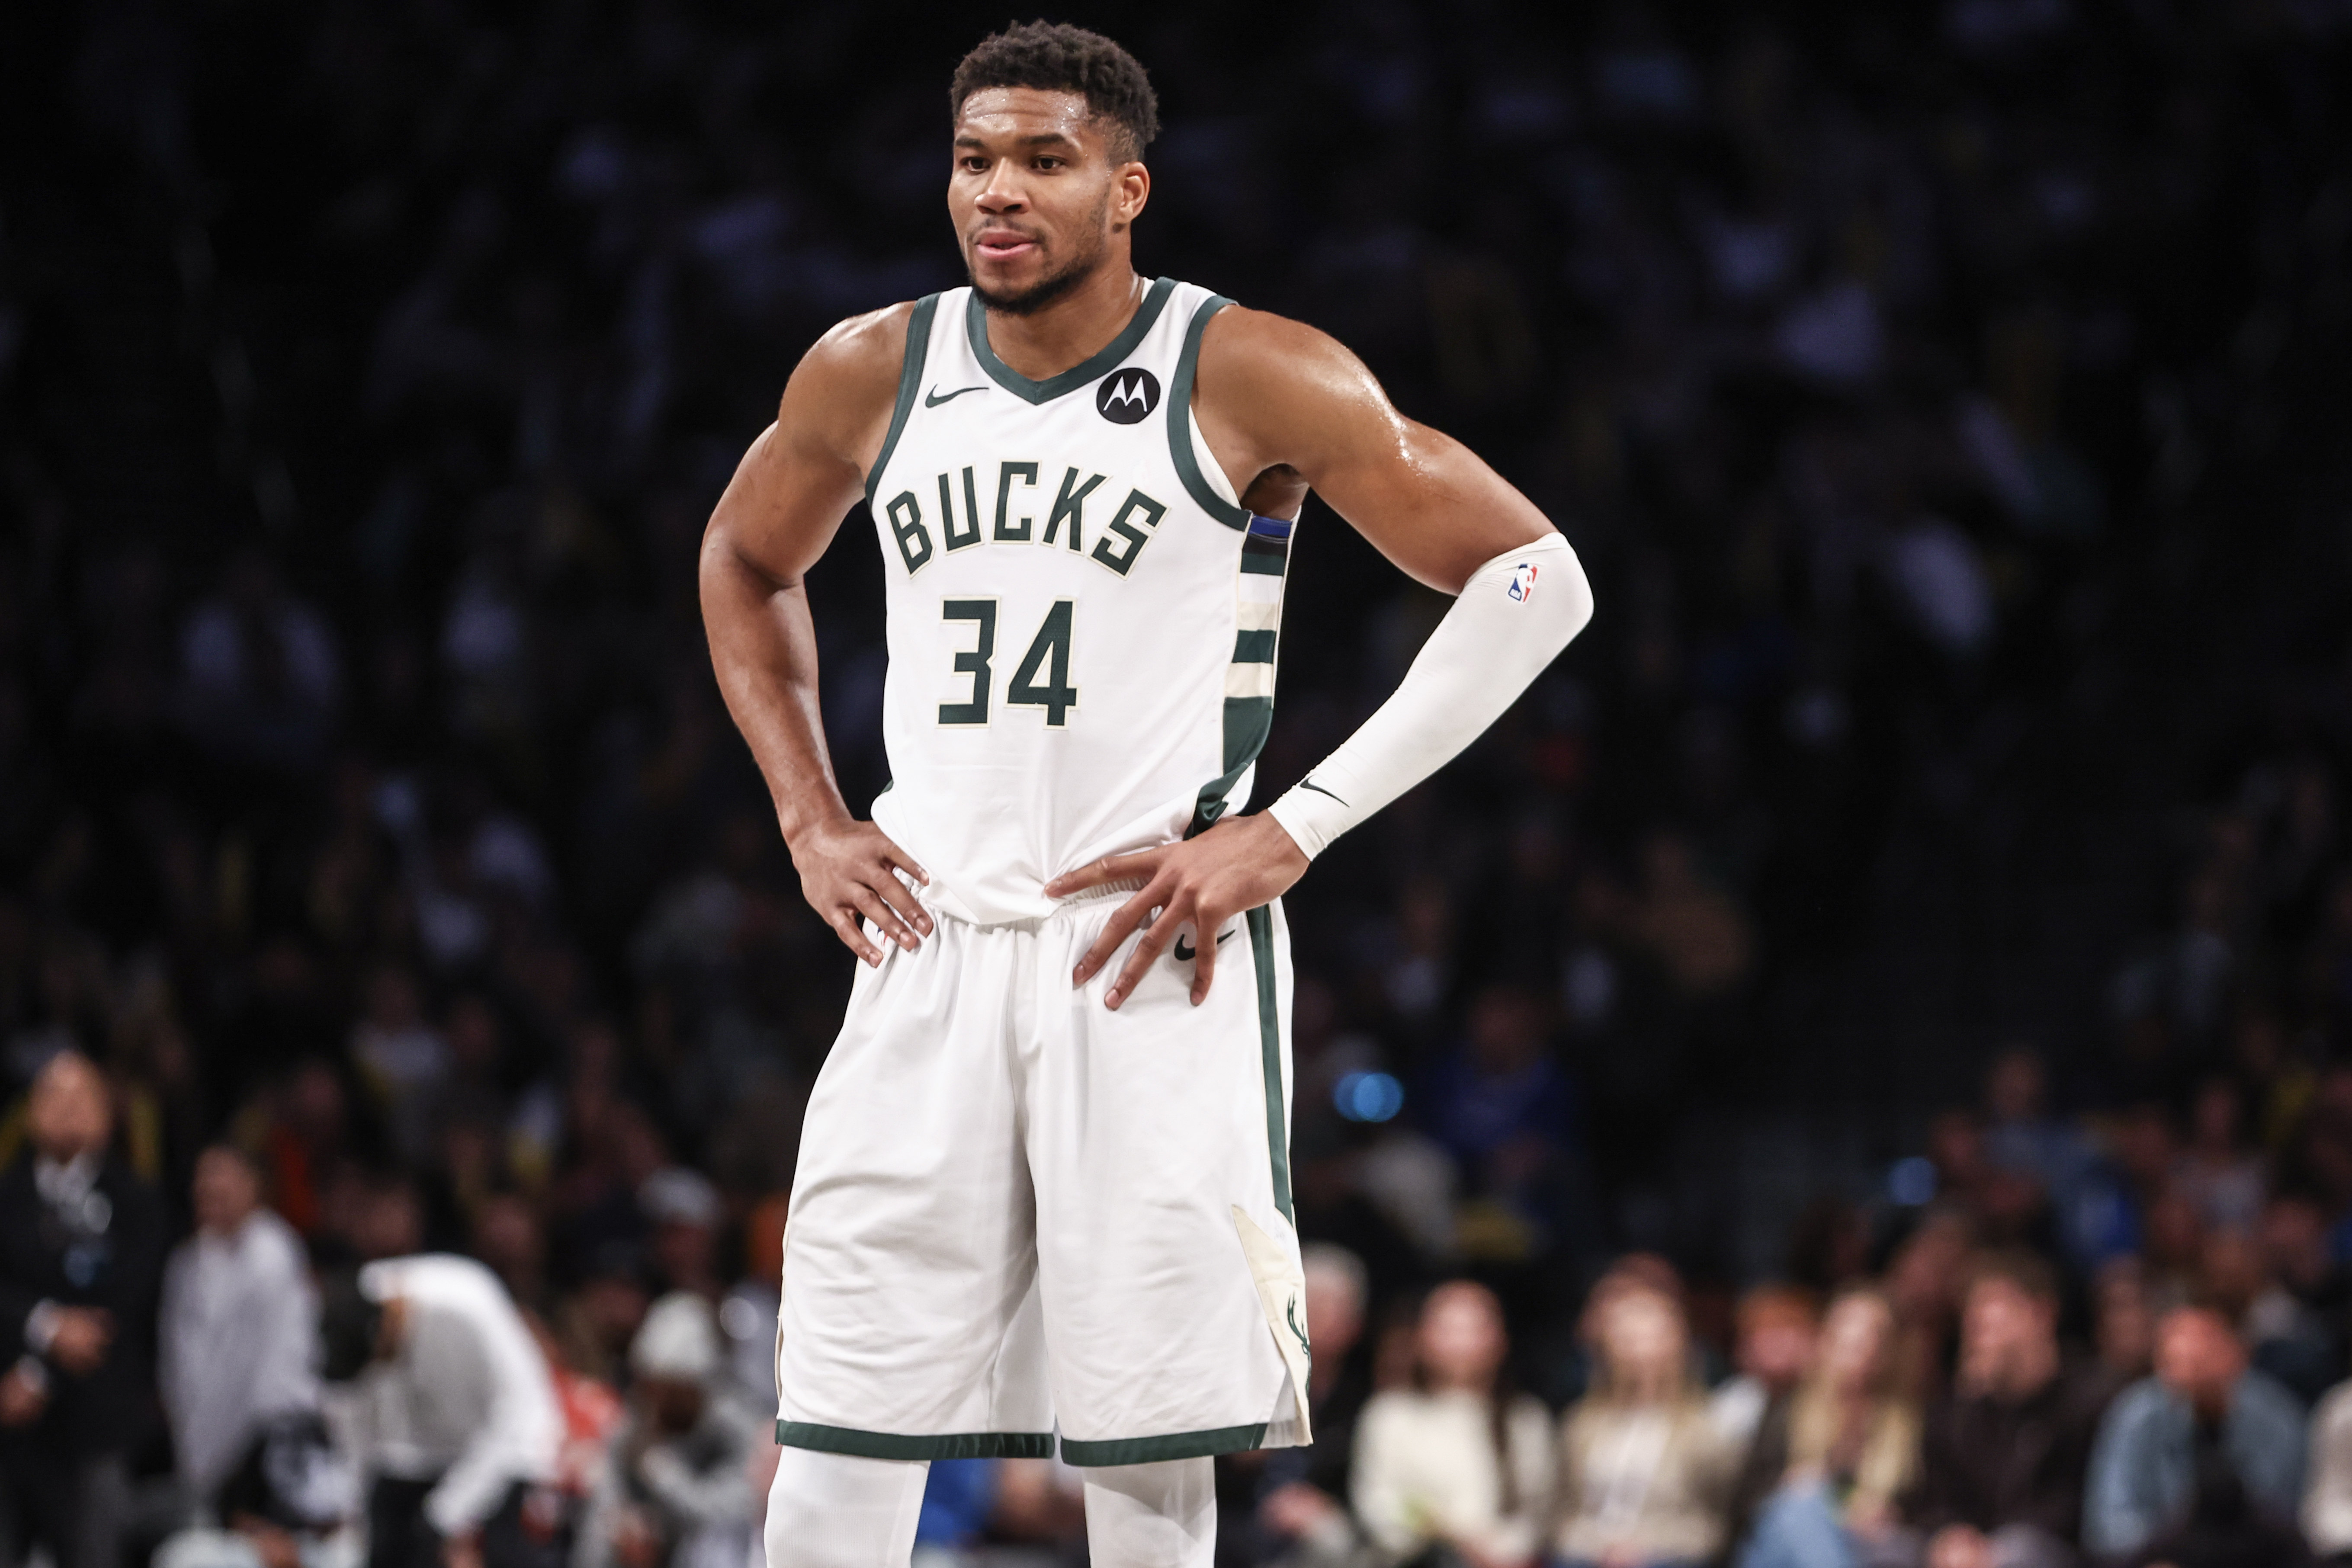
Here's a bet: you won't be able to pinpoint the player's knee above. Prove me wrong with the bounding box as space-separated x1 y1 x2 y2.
763 1448 926 1568
1080 1457 1216 1568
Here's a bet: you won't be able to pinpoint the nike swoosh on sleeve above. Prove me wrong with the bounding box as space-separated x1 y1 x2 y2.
924 385 988 406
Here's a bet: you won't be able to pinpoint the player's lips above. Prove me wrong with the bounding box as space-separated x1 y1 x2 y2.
973 229 1040 261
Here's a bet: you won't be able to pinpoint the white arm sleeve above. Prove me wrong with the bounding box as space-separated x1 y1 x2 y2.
1267 532 1591 859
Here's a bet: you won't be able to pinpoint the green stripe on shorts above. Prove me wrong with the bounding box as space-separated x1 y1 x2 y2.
1247 907 1292 1224
1059 1423 1271 1466
775 1422 1056 1461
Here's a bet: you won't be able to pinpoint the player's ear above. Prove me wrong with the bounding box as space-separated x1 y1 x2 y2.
1113 161 1150 228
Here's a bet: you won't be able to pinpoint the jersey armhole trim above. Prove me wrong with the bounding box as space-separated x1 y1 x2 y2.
1169 295 1252 531
862 293 941 510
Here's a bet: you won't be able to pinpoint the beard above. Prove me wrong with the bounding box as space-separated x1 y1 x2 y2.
967 194 1112 316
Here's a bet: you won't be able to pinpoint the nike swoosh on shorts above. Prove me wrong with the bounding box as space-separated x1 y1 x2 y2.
1171 928 1239 962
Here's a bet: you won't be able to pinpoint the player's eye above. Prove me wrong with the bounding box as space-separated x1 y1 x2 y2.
959 156 988 172
1034 156 1063 170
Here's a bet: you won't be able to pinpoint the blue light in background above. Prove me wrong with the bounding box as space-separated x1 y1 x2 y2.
1335 1071 1404 1123
1888 1155 1938 1206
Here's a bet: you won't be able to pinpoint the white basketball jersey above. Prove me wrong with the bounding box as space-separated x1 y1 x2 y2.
860 278 1290 926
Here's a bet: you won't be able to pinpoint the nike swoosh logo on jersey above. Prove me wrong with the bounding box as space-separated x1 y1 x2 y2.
924 385 988 406
1170 928 1237 962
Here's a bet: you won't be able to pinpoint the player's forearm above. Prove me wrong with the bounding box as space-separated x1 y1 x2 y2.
1268 532 1591 859
700 541 852 846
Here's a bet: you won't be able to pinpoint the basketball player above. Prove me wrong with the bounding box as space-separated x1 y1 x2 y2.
700 23 1592 1568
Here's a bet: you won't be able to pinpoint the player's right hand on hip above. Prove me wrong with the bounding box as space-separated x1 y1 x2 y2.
789 815 932 965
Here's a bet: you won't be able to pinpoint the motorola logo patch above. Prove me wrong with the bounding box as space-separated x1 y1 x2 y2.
1096 368 1160 423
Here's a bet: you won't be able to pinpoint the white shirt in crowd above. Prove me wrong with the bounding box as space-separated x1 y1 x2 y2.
1706 1374 1771 1451
160 1206 321 1497
354 1254 561 1536
2306 1380 2352 1555
1350 1388 1554 1565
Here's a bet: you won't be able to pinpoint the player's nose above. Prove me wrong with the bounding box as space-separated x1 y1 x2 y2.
975 173 1027 212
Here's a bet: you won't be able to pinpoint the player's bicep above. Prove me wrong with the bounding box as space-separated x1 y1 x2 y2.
705 307 906 587
703 418 864 589
1201 311 1554 593
1312 419 1556 593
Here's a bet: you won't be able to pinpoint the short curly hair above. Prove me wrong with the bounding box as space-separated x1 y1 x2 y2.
950 22 1160 164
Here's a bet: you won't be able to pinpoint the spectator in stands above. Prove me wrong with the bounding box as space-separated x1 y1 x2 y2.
160 1145 320 1511
2140 1187 2208 1316
1417 984 1581 1240
1984 1051 2133 1272
351 964 449 1168
2083 1300 2307 1563
2174 1081 2266 1238
1983 1051 2090 1203
1736 1286 1919 1568
991 1456 1087 1557
152 1411 364 1568
1711 1284 1820 1453
575 1292 763 1568
2305 1372 2352 1562
1351 1280 1551 1568
0 1049 169 1568
637 1169 722 1302
911 1459 998 1566
717 1194 786 1414
1887 1214 1972 1404
1555 1280 1734 1568
2263 1192 2349 1362
2093 1259 2156 1398
2244 1191 2348 1405
2205 1224 2338 1407
1906 1252 2110 1568
176 548 341 773
1255 1243 1373 1568
321 1251 564 1568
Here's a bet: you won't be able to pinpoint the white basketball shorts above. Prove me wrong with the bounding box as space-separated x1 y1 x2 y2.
773 888 1312 1466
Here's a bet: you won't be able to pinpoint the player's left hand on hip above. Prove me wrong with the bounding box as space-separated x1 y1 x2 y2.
1048 813 1310 1009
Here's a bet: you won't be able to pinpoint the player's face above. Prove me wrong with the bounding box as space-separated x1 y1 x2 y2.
951 87 1149 315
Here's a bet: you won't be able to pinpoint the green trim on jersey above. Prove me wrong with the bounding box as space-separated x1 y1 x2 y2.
1186 696 1275 837
1168 295 1251 530
863 294 941 510
1059 1423 1271 1467
1240 533 1290 575
966 277 1178 405
775 1422 1056 1461
1248 906 1293 1224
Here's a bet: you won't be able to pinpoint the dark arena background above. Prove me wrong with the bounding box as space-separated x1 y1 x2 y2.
4 2 2352 1565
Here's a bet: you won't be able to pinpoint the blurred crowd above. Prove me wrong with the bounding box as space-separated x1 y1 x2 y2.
3 0 2351 1565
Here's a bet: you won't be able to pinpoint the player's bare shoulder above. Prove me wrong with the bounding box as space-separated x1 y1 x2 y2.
782 300 923 475
1189 302 1408 510
1193 305 1390 420
706 301 927 575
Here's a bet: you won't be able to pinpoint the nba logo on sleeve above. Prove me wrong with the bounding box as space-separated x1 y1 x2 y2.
1506 562 1538 602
